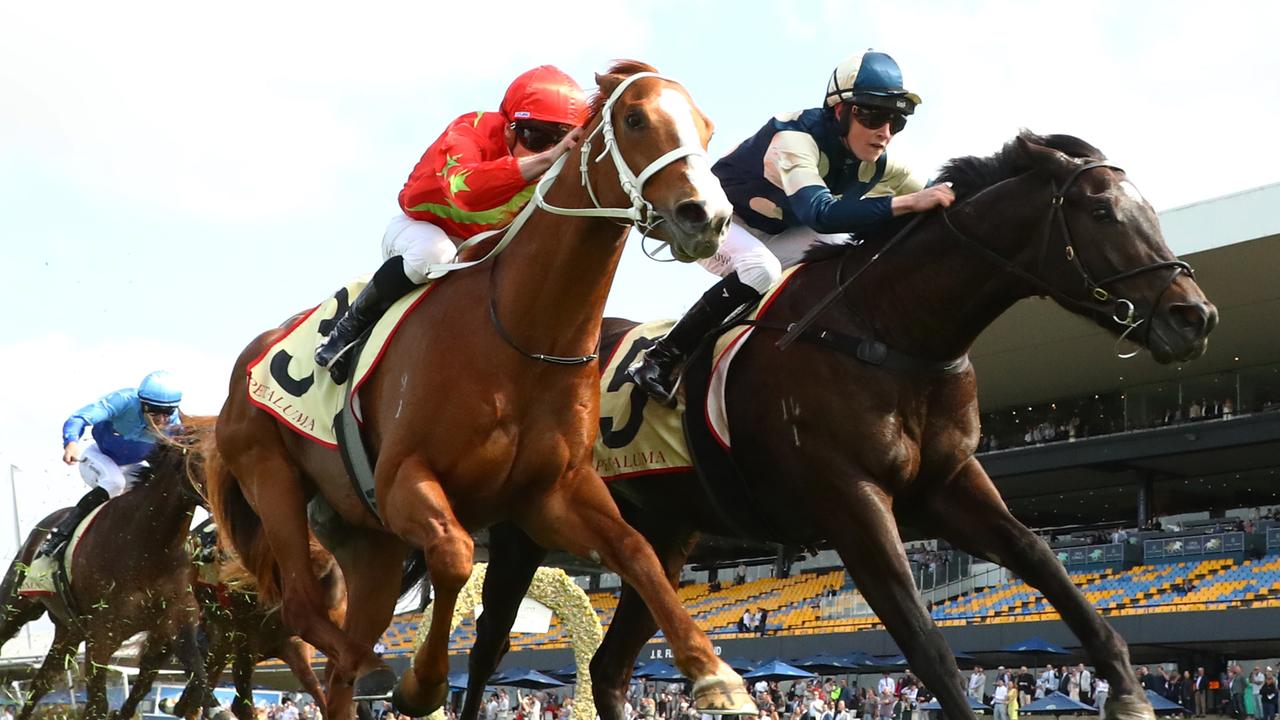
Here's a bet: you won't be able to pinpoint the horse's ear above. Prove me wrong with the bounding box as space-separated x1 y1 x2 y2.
594 72 622 99
1017 132 1079 181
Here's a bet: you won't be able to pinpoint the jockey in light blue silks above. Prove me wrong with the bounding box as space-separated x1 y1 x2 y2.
44 370 184 557
628 50 957 404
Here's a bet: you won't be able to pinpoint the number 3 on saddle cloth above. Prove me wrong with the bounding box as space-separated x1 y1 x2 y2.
245 277 439 446
594 266 802 521
244 276 439 519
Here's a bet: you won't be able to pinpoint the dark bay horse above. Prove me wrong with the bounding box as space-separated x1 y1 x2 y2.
0 427 212 720
459 133 1218 720
171 523 340 720
203 60 755 720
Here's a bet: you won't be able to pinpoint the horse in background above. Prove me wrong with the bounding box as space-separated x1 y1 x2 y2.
0 423 214 720
170 520 340 720
202 60 755 720
459 133 1217 720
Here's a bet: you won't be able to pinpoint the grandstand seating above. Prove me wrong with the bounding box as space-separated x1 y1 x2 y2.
375 556 1280 656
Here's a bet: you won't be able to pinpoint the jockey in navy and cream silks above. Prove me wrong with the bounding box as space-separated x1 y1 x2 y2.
45 371 183 556
629 50 957 404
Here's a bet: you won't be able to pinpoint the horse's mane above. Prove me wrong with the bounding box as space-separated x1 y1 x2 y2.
937 130 1105 199
588 59 661 120
801 131 1107 264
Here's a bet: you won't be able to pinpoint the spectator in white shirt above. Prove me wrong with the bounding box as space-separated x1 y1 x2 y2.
968 667 986 701
878 673 897 697
992 680 1010 720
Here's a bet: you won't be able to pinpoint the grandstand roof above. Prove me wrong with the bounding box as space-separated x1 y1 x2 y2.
971 181 1280 410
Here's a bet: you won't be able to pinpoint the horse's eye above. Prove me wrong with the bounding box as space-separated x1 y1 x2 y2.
625 111 646 130
1092 201 1118 223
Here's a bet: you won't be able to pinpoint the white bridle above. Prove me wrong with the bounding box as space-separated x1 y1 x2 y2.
424 72 708 280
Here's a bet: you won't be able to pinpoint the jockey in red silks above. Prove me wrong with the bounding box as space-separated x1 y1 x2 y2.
315 66 589 382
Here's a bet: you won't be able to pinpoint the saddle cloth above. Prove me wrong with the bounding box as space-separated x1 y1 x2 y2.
592 265 803 479
19 503 107 597
245 277 438 447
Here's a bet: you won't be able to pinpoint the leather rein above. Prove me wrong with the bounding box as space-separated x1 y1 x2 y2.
773 161 1193 371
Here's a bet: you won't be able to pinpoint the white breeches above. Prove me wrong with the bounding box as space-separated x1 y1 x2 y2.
695 218 848 293
78 443 142 498
382 213 456 284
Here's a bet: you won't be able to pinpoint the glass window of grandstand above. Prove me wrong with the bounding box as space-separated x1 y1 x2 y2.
978 362 1279 452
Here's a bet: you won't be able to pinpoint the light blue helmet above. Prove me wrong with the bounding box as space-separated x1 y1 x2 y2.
825 50 922 115
138 370 183 408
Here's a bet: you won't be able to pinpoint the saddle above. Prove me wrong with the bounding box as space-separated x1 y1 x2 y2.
18 505 107 631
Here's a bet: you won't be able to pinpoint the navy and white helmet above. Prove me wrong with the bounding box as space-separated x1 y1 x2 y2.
825 50 922 115
138 370 183 409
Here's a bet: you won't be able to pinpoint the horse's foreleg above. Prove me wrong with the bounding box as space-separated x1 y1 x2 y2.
925 459 1152 720
110 630 175 720
170 619 211 720
17 627 80 720
519 468 753 716
461 523 547 720
590 524 696 720
381 465 473 717
324 531 405 720
83 639 117 720
279 637 327 719
816 477 975 720
231 642 257 720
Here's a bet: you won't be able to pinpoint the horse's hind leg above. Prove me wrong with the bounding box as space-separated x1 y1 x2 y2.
462 523 548 720
17 626 80 720
590 524 696 720
380 466 473 717
322 530 405 720
923 459 1152 720
220 436 381 701
815 477 975 720
279 637 327 719
518 468 752 715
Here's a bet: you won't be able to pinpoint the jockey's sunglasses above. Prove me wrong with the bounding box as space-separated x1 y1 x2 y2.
142 404 174 417
513 121 572 153
852 105 908 134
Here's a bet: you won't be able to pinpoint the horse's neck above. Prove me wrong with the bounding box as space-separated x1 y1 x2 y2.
494 173 630 354
125 474 197 549
847 186 1044 360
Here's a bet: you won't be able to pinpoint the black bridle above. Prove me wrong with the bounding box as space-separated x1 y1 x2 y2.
778 160 1194 360
940 160 1193 342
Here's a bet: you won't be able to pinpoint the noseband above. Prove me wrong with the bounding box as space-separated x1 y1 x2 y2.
942 161 1194 355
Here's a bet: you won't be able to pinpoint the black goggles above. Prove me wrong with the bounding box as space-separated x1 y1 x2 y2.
513 122 572 152
851 105 908 134
142 403 175 416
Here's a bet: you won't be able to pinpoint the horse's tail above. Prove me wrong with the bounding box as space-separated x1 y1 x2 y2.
0 508 65 644
198 424 283 604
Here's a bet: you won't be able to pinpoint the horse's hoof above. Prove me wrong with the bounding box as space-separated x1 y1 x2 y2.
391 670 448 717
353 665 397 698
1105 694 1157 720
691 665 758 716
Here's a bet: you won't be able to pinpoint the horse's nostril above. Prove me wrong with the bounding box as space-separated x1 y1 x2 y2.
674 200 709 229
1169 302 1215 337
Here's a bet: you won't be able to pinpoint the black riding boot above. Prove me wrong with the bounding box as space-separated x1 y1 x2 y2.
628 272 762 405
315 256 420 384
38 486 109 558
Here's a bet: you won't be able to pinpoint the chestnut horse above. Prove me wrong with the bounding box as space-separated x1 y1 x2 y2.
0 432 210 720
203 61 755 720
457 133 1217 720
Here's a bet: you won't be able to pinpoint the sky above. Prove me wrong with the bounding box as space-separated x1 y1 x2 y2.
1 0 1279 649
